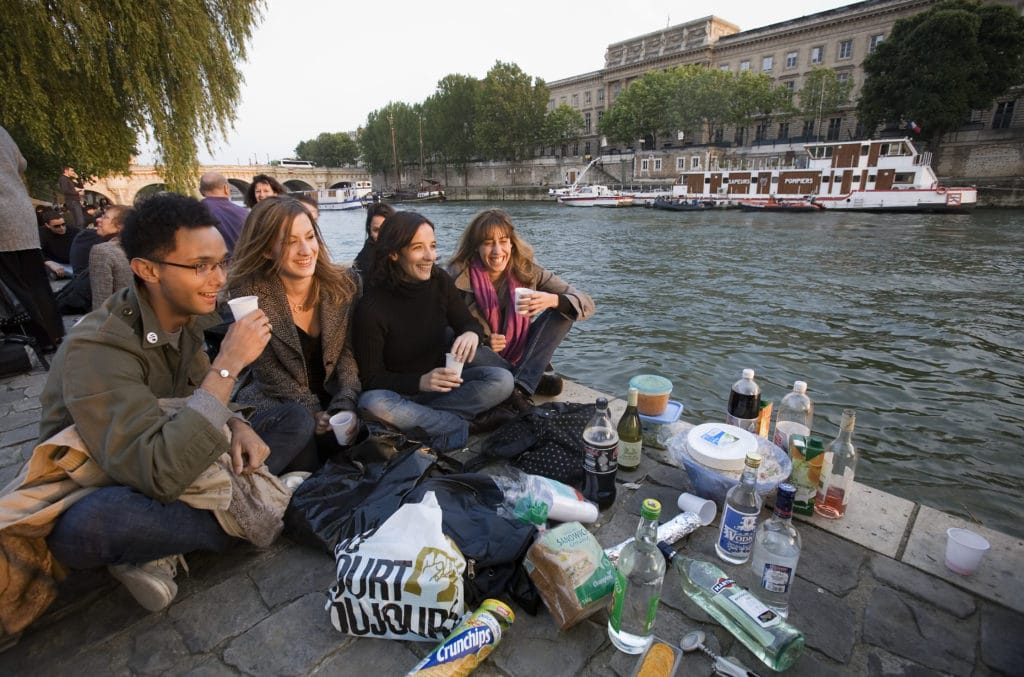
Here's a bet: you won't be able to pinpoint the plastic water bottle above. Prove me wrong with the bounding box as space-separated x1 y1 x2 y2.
726 368 760 433
582 397 618 509
492 469 599 525
773 381 813 452
749 483 801 619
715 452 762 564
608 498 665 654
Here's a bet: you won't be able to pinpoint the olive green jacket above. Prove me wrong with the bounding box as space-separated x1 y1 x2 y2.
37 282 235 503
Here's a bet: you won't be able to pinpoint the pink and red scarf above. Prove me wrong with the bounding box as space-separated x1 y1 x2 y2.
469 258 529 365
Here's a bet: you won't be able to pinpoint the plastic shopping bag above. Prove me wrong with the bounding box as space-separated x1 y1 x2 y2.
326 491 466 641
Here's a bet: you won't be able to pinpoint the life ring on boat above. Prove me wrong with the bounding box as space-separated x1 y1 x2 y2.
936 187 946 194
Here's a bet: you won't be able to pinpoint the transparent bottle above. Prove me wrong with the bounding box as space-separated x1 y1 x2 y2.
749 483 801 619
608 498 665 654
658 543 805 672
815 409 857 519
616 387 643 472
772 381 813 453
582 397 618 509
715 452 762 564
790 435 825 516
726 368 761 433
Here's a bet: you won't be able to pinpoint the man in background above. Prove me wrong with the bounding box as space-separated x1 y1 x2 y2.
57 165 84 228
199 172 248 254
37 210 81 279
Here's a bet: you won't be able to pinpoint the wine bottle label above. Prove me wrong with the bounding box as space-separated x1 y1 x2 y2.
758 563 794 593
617 440 642 468
717 506 758 558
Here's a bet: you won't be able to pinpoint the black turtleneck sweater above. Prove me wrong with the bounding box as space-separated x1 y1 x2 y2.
354 268 485 395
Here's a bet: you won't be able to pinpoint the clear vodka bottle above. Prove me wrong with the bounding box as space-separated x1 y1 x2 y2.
658 542 805 672
749 483 801 618
608 498 665 654
715 452 762 564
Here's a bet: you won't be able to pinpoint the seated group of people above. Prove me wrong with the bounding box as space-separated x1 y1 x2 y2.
25 191 593 617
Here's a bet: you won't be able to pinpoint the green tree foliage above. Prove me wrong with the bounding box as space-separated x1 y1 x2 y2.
858 0 1024 142
294 132 359 167
358 102 419 188
541 105 585 155
475 62 549 160
797 67 853 127
599 69 679 147
0 0 264 195
422 74 480 172
731 71 796 135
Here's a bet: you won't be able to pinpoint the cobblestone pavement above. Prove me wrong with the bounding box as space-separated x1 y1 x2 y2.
1 363 1021 676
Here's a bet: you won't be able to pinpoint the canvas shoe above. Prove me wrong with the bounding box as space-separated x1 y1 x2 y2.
108 554 188 612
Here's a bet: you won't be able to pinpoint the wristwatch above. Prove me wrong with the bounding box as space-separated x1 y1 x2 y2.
210 367 236 382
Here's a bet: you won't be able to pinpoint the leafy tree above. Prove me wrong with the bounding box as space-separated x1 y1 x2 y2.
358 102 419 188
295 132 359 167
600 69 680 147
0 0 264 195
475 62 549 160
858 0 1024 142
730 71 796 140
422 74 480 175
797 67 853 138
542 105 585 155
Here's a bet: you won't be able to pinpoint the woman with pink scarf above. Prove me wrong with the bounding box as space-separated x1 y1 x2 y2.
448 209 595 412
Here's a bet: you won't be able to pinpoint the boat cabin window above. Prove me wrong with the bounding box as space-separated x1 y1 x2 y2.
879 142 909 156
893 172 915 184
807 146 833 159
861 145 870 156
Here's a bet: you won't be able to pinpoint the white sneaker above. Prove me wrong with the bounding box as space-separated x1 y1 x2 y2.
108 554 188 611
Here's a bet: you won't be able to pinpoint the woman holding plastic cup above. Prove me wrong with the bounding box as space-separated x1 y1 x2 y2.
227 196 361 465
353 211 514 451
448 209 595 412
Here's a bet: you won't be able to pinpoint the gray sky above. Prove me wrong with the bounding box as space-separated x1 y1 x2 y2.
174 0 854 165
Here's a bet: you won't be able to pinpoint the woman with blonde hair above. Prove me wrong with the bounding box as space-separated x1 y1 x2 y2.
448 208 594 410
228 196 361 463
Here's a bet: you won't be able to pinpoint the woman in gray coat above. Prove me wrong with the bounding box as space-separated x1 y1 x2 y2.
88 204 133 309
228 196 361 463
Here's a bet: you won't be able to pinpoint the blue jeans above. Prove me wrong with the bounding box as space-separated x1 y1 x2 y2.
46 401 314 569
357 364 513 451
473 309 573 394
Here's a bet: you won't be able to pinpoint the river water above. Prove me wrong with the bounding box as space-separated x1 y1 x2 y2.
318 203 1024 540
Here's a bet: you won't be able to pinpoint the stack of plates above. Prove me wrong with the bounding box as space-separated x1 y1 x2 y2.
685 423 758 472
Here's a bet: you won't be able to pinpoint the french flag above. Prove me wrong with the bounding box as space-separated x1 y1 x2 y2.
907 120 921 134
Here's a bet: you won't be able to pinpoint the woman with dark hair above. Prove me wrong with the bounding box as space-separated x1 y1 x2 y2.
228 196 361 464
243 174 286 208
448 208 594 409
353 211 513 451
88 204 133 309
353 202 395 286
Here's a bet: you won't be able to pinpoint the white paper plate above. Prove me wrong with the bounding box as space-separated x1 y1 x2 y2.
685 422 758 472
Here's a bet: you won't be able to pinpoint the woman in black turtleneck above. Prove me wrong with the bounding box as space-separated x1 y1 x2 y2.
353 211 513 451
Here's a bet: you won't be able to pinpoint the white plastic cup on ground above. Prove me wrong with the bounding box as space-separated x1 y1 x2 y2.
514 287 533 316
227 295 259 321
328 411 358 446
677 492 717 526
445 352 464 377
944 527 990 575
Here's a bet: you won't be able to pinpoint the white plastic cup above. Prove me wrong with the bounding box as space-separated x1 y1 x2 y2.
677 492 717 526
444 352 464 377
328 411 358 446
227 295 259 321
944 527 990 575
514 287 533 316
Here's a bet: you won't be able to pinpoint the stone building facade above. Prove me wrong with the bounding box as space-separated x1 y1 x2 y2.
545 0 1024 181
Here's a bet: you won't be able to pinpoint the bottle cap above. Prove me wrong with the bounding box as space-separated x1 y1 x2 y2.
742 368 755 379
596 397 609 409
626 386 639 405
775 483 796 516
640 498 662 520
745 452 762 468
793 380 807 393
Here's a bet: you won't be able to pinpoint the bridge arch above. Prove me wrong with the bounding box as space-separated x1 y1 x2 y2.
282 179 315 192
136 183 168 201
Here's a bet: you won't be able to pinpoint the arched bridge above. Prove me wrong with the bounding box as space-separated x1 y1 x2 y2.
82 164 372 205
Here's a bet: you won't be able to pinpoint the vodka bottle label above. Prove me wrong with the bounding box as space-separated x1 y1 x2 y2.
717 506 758 559
757 562 794 594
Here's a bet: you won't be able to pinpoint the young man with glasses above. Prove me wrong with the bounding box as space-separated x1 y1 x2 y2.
35 193 315 612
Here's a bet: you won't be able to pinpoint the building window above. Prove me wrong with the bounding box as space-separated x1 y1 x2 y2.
810 46 823 64
778 122 790 139
838 40 852 60
584 141 591 156
784 80 796 92
802 119 815 138
572 142 579 156
735 127 746 145
691 156 701 169
584 91 591 105
548 98 555 110
827 117 842 140
584 112 592 133
762 56 773 72
677 157 686 170
612 83 621 100
559 96 567 105
641 159 650 171
786 51 798 68
597 88 605 103
740 60 750 71
719 63 730 71
571 94 579 108
993 101 1015 129
598 110 605 125
654 158 662 171
755 121 769 141
869 34 884 52
837 71 850 84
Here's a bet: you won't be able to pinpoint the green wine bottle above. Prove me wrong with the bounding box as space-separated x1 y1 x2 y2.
617 387 643 472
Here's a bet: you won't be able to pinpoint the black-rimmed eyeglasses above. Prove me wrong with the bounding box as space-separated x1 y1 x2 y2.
149 257 232 277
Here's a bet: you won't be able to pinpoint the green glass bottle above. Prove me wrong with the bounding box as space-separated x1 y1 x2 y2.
617 387 643 472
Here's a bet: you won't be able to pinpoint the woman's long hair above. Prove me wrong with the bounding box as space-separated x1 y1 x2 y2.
370 211 437 289
228 196 356 304
449 208 537 285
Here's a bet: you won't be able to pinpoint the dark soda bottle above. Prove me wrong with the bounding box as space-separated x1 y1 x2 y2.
726 368 760 432
582 397 618 509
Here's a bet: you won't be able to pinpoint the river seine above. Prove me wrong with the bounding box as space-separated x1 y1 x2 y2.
318 202 1024 540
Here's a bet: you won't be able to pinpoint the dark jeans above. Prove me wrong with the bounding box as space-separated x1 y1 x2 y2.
46 402 314 569
0 249 65 348
472 309 573 394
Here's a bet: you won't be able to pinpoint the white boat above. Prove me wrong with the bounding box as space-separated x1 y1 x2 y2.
671 138 976 212
625 188 674 206
557 184 633 207
306 181 374 211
